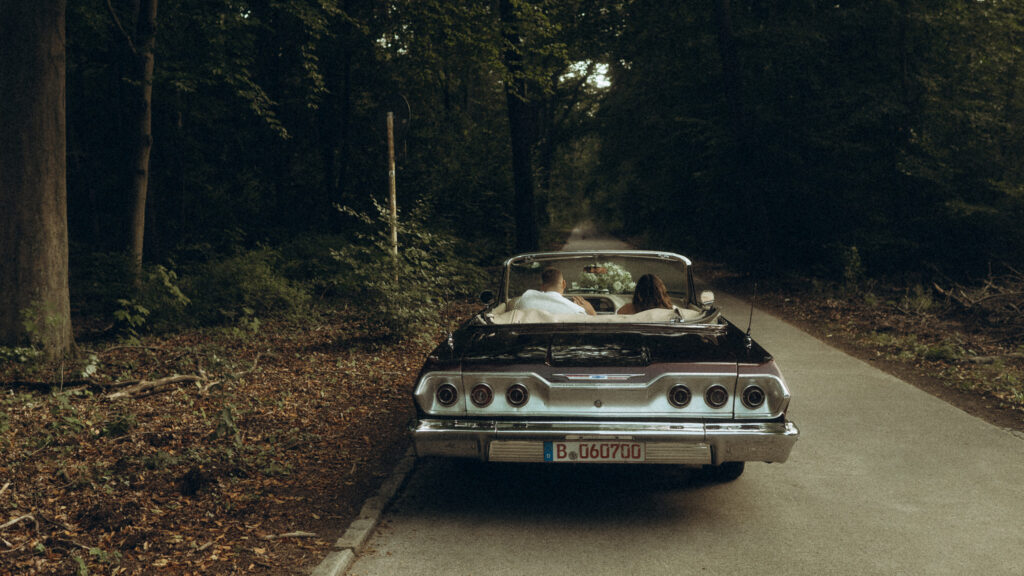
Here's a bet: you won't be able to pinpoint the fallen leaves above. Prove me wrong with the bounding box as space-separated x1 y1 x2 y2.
0 305 471 575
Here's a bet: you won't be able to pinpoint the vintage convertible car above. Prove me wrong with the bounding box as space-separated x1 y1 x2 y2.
411 251 798 480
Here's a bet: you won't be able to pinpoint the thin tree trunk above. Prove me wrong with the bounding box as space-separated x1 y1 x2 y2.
0 0 74 359
129 0 157 279
500 0 539 252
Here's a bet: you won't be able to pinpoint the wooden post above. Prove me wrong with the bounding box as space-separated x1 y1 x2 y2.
387 112 398 258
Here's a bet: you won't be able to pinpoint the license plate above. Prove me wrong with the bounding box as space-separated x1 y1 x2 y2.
543 441 645 463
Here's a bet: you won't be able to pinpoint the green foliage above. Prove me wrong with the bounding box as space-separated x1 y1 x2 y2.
78 354 100 379
595 1 1024 279
0 346 43 365
210 403 241 446
101 412 137 438
334 200 486 341
113 299 150 342
19 300 69 350
144 450 180 471
47 391 88 445
88 546 121 568
900 285 936 315
922 343 962 363
184 249 312 326
69 252 135 317
867 326 966 364
842 247 865 288
276 234 358 298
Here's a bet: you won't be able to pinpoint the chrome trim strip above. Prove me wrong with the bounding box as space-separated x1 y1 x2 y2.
413 419 799 465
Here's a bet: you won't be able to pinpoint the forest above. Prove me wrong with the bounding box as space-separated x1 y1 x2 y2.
3 2 1024 574
3 0 1024 356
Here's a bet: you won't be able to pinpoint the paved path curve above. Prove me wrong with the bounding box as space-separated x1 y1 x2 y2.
346 224 1024 575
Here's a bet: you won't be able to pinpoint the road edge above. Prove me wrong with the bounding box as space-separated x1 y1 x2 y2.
309 448 417 576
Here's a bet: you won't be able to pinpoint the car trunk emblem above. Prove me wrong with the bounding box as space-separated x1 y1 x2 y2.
557 374 643 381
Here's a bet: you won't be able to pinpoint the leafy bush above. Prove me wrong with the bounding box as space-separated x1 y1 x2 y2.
69 252 135 317
333 200 486 341
276 234 353 298
184 249 311 325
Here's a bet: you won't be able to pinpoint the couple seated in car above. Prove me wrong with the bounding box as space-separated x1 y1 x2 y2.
517 267 672 316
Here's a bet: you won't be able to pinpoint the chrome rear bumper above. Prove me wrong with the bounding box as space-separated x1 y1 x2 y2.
412 419 799 465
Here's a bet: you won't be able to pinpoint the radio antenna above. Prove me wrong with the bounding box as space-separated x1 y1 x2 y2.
746 282 758 334
744 282 757 356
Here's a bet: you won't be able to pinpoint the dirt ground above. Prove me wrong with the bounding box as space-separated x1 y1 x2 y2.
0 306 464 576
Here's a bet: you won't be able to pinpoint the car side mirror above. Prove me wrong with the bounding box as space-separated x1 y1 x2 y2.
700 290 715 308
479 290 495 304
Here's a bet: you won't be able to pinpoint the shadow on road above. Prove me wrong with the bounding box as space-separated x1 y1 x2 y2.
395 459 738 526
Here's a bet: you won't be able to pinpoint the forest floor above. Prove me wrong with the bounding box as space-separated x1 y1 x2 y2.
2 269 1022 576
705 264 1024 433
0 305 474 576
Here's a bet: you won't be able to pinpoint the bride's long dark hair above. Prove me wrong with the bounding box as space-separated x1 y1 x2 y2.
633 274 672 312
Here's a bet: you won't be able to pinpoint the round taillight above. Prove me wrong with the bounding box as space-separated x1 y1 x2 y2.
742 385 766 409
436 383 458 407
668 385 692 408
506 384 529 407
470 383 493 407
705 384 729 408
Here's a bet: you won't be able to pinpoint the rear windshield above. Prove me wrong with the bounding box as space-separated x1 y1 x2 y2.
506 254 691 300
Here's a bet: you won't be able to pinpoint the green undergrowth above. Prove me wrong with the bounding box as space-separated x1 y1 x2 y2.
64 222 486 347
709 260 1024 420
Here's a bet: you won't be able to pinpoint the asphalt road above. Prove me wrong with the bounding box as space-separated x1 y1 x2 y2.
346 224 1024 576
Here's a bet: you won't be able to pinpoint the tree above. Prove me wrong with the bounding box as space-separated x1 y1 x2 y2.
500 0 541 252
106 0 158 278
0 0 74 359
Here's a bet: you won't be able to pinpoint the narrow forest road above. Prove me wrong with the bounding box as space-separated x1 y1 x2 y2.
344 224 1024 576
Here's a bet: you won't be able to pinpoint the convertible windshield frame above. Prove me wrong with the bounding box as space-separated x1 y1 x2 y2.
499 251 696 307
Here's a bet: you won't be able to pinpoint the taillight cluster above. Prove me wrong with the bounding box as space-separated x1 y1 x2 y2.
665 383 767 410
666 382 766 410
435 381 531 408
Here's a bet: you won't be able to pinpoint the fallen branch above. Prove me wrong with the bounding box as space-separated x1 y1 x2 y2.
108 374 206 400
106 354 260 399
0 482 9 499
31 511 76 536
102 344 165 354
261 531 317 541
0 539 29 554
0 514 38 533
965 353 1024 365
104 379 142 390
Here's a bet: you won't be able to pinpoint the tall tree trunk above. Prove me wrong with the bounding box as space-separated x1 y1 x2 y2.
500 0 539 252
129 0 158 278
0 0 74 360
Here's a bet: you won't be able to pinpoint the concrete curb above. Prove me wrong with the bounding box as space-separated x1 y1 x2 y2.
309 449 416 576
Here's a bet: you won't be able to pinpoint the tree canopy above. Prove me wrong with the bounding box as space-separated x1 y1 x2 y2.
5 0 1024 356
595 1 1024 279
